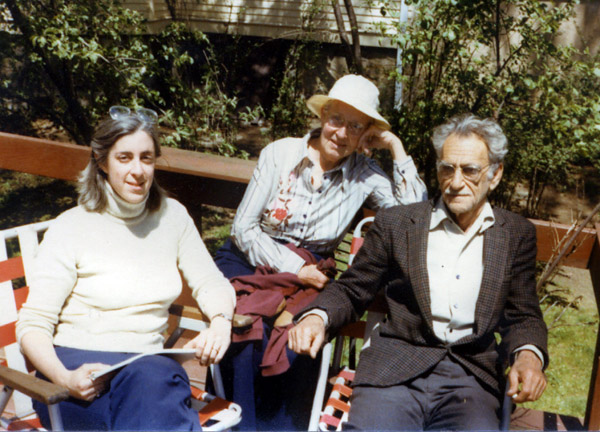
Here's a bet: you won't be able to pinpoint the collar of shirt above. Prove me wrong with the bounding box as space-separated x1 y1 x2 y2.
429 198 496 236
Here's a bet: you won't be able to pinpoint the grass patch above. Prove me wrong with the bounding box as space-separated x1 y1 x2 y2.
200 205 234 256
524 270 598 419
0 170 77 229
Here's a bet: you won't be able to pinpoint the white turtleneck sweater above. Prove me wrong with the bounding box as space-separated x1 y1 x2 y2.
16 184 235 353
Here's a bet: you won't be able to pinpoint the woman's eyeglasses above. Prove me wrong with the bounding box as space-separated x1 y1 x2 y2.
325 112 368 136
436 160 492 182
109 105 158 124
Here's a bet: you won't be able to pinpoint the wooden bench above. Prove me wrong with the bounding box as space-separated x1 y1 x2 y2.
0 132 599 429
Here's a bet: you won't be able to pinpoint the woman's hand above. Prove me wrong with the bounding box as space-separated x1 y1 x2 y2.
59 363 110 401
358 127 408 162
20 331 109 402
297 264 328 289
185 316 232 366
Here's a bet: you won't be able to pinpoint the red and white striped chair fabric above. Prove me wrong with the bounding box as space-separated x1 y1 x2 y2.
308 217 379 431
190 386 242 431
347 217 374 267
317 368 355 431
0 221 64 431
0 220 241 431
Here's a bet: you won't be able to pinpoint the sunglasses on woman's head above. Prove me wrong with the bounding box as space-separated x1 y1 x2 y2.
109 105 158 125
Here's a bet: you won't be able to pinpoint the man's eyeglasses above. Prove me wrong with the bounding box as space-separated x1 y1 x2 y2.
436 160 493 182
325 112 369 136
109 105 158 125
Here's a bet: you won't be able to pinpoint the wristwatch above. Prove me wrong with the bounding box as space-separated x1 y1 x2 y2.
211 312 233 322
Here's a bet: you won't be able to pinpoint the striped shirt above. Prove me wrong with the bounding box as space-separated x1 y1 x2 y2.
231 133 428 274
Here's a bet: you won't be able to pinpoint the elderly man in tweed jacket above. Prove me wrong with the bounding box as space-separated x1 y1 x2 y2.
289 114 548 430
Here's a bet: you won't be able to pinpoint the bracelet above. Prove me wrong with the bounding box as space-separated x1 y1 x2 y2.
211 312 233 322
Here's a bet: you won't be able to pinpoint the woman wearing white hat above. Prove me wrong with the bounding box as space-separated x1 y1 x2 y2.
213 74 427 430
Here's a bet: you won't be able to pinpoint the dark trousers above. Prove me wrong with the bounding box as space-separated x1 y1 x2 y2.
214 238 322 431
34 346 202 431
345 355 501 431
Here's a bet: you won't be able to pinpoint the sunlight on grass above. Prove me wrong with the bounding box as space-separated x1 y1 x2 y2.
0 171 77 229
200 205 235 256
524 300 598 418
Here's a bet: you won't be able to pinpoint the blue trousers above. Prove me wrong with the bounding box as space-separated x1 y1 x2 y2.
214 238 322 430
344 355 501 431
34 346 202 431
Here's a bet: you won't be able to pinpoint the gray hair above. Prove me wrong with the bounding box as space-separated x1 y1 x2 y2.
78 115 165 212
432 114 508 165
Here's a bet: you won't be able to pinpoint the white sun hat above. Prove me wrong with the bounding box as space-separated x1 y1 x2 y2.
306 74 391 131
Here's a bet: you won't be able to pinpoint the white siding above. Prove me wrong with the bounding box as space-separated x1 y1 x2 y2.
124 0 401 48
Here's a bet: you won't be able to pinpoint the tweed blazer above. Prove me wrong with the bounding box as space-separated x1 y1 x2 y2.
305 200 548 394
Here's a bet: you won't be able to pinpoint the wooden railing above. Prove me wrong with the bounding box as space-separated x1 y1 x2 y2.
0 131 256 214
1 131 600 429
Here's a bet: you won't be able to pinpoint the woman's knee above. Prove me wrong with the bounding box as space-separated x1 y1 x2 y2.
115 355 190 389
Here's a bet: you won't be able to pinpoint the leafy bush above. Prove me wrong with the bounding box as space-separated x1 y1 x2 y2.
378 0 600 217
0 0 256 157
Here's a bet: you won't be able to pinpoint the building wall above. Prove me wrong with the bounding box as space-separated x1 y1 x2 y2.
559 1 600 54
124 0 400 48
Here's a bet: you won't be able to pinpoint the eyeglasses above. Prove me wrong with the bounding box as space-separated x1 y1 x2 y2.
109 105 158 124
436 160 492 182
325 112 369 136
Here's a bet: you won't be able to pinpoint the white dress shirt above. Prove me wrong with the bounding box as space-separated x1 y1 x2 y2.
428 199 495 342
428 199 543 363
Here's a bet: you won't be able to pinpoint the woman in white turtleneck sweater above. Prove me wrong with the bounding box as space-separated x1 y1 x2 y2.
16 108 235 431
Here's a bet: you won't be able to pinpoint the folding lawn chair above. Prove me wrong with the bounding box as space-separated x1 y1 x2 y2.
0 220 244 431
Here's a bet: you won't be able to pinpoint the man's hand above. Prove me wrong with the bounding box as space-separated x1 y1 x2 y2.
298 264 328 289
506 349 546 403
288 314 326 358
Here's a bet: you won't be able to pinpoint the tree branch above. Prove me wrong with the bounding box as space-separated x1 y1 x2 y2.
342 0 363 74
331 0 356 72
4 0 92 144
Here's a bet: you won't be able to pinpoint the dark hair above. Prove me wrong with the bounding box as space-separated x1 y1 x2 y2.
78 115 165 212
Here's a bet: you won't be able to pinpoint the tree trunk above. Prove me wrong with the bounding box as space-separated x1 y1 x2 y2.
165 0 178 21
342 0 363 74
331 0 363 74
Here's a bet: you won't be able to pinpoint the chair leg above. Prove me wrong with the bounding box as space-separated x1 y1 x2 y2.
48 403 64 431
308 342 333 432
209 364 226 400
332 338 344 376
500 380 513 431
0 386 14 416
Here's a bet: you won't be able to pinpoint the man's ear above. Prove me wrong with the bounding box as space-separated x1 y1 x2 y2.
488 163 504 192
